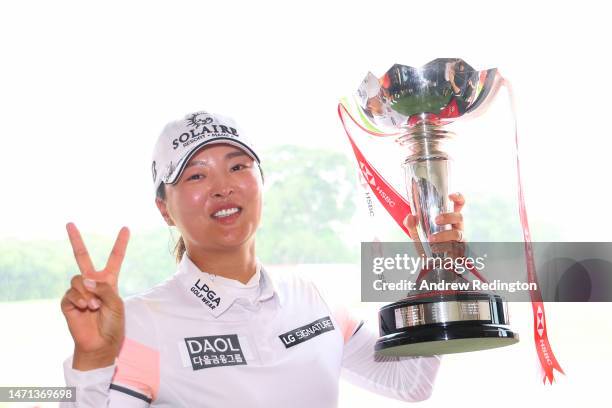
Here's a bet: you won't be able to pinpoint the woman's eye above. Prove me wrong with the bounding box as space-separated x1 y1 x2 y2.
231 164 247 171
187 174 205 181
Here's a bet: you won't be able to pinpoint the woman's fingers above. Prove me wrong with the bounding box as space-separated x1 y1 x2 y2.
449 192 465 213
430 229 466 260
66 223 96 276
403 214 420 237
69 275 100 309
430 229 464 243
61 286 100 312
435 212 463 227
404 214 427 259
62 274 122 315
61 288 87 310
81 279 124 311
70 275 92 301
435 193 465 231
104 226 130 287
66 223 130 292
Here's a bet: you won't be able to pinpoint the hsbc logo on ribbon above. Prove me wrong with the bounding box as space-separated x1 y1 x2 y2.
359 161 376 186
536 305 544 338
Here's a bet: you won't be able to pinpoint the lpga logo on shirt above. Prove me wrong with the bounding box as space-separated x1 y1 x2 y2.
190 279 221 310
279 316 335 348
185 334 247 370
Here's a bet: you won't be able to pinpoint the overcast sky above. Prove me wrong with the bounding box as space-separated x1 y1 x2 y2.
0 0 610 241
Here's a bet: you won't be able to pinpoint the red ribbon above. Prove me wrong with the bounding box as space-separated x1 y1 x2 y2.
338 106 413 238
506 79 565 383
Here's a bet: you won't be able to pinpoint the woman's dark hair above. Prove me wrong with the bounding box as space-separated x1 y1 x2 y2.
156 182 186 263
156 163 264 264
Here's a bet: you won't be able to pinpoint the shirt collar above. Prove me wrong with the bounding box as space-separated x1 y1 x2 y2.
175 253 282 318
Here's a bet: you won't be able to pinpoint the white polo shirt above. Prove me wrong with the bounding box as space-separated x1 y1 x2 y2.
62 254 441 407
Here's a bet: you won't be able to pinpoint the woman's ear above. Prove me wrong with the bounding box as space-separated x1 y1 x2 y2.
155 197 175 226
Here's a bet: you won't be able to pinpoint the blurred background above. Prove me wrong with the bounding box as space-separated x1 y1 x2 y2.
1 0 611 406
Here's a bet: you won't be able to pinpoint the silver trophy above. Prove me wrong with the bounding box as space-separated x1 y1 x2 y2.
341 58 519 356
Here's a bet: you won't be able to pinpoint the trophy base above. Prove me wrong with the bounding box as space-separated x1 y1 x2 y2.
375 322 519 356
375 292 519 357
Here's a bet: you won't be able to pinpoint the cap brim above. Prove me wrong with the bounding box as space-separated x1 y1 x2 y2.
166 137 260 185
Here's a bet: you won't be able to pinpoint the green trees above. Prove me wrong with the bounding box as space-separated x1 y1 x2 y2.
256 145 358 264
1 144 559 301
0 145 360 301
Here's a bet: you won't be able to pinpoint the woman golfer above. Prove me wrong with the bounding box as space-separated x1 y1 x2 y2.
60 111 465 407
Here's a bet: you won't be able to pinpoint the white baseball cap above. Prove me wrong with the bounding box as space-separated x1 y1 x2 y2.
151 110 261 194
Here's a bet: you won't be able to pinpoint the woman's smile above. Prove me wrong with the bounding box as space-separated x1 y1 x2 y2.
210 204 243 224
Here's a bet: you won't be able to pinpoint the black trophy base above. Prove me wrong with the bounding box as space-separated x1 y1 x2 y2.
375 292 519 357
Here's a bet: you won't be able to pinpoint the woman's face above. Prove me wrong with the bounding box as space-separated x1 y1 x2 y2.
157 143 263 252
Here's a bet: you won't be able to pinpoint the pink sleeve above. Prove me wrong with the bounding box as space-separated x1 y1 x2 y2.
110 337 160 402
108 297 161 404
309 281 363 344
331 303 364 344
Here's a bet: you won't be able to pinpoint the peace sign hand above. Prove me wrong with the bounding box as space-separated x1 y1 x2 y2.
60 222 130 370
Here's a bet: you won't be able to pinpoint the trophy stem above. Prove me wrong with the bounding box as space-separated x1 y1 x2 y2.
397 123 457 283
